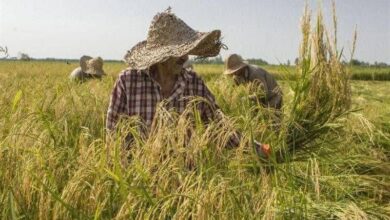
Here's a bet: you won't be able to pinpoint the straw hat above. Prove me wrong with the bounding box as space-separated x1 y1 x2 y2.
84 57 106 76
124 8 223 70
223 54 249 75
80 55 93 72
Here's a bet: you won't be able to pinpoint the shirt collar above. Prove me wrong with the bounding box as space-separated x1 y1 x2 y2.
144 67 192 102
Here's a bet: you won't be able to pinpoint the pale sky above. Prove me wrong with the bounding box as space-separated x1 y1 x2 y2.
1 0 389 64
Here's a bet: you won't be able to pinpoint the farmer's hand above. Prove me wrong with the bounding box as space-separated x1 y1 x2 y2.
254 140 271 159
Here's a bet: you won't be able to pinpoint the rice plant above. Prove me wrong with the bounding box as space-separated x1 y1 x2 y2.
0 2 389 219
284 2 353 158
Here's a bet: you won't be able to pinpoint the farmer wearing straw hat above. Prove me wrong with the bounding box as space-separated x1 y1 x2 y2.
224 54 283 110
106 9 270 158
69 56 106 81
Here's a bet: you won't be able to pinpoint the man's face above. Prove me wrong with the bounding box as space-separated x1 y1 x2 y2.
232 67 247 85
159 55 189 74
176 55 189 66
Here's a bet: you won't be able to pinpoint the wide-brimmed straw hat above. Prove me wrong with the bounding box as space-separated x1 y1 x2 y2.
80 55 93 72
84 57 106 76
124 8 223 69
223 54 249 75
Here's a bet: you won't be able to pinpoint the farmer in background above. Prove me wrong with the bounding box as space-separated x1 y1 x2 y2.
106 9 270 158
224 54 283 110
69 56 106 81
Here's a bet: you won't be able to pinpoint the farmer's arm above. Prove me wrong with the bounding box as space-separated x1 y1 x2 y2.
267 77 283 110
106 74 127 131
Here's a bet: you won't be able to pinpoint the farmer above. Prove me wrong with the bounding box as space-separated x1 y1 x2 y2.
223 54 283 110
106 9 270 158
69 56 106 81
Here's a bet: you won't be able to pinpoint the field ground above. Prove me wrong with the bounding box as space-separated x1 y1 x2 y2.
0 61 389 219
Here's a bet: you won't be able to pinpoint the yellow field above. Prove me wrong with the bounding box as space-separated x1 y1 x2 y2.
0 61 389 219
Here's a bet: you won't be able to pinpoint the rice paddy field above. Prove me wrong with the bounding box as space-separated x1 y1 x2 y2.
0 60 389 219
1 0 390 218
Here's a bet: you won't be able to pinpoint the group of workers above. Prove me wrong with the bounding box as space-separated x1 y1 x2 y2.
69 9 282 159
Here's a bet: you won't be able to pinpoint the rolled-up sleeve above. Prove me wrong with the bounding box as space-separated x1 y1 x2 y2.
106 75 127 131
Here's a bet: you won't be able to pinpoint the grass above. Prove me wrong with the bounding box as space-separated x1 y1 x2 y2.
0 5 389 220
0 63 389 219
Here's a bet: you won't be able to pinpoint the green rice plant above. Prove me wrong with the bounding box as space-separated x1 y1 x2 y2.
0 2 389 219
284 2 353 158
350 67 390 81
1 59 389 219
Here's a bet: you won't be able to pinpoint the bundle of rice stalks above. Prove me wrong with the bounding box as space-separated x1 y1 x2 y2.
285 2 355 157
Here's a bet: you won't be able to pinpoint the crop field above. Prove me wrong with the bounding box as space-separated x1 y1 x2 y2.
195 64 390 81
1 3 390 218
0 60 389 219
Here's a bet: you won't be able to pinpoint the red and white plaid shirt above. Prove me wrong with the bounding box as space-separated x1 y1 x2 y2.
106 68 240 147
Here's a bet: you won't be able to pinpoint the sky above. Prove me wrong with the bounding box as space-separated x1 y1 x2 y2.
1 0 389 64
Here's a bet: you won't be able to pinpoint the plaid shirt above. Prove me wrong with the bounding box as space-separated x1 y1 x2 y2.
106 68 240 147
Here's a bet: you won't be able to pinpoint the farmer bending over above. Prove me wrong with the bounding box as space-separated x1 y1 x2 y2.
106 9 270 158
224 54 283 111
69 56 106 81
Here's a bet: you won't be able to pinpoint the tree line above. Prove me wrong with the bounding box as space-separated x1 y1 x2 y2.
1 48 388 67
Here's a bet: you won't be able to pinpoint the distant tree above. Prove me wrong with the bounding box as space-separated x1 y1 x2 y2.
0 46 8 59
350 59 361 66
214 55 223 64
18 52 31 61
317 58 387 67
294 57 299 65
191 56 223 64
246 58 268 66
350 59 369 66
287 60 291 66
373 62 388 67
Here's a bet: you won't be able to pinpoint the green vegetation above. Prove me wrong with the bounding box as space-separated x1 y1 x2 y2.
0 4 389 219
0 63 389 219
